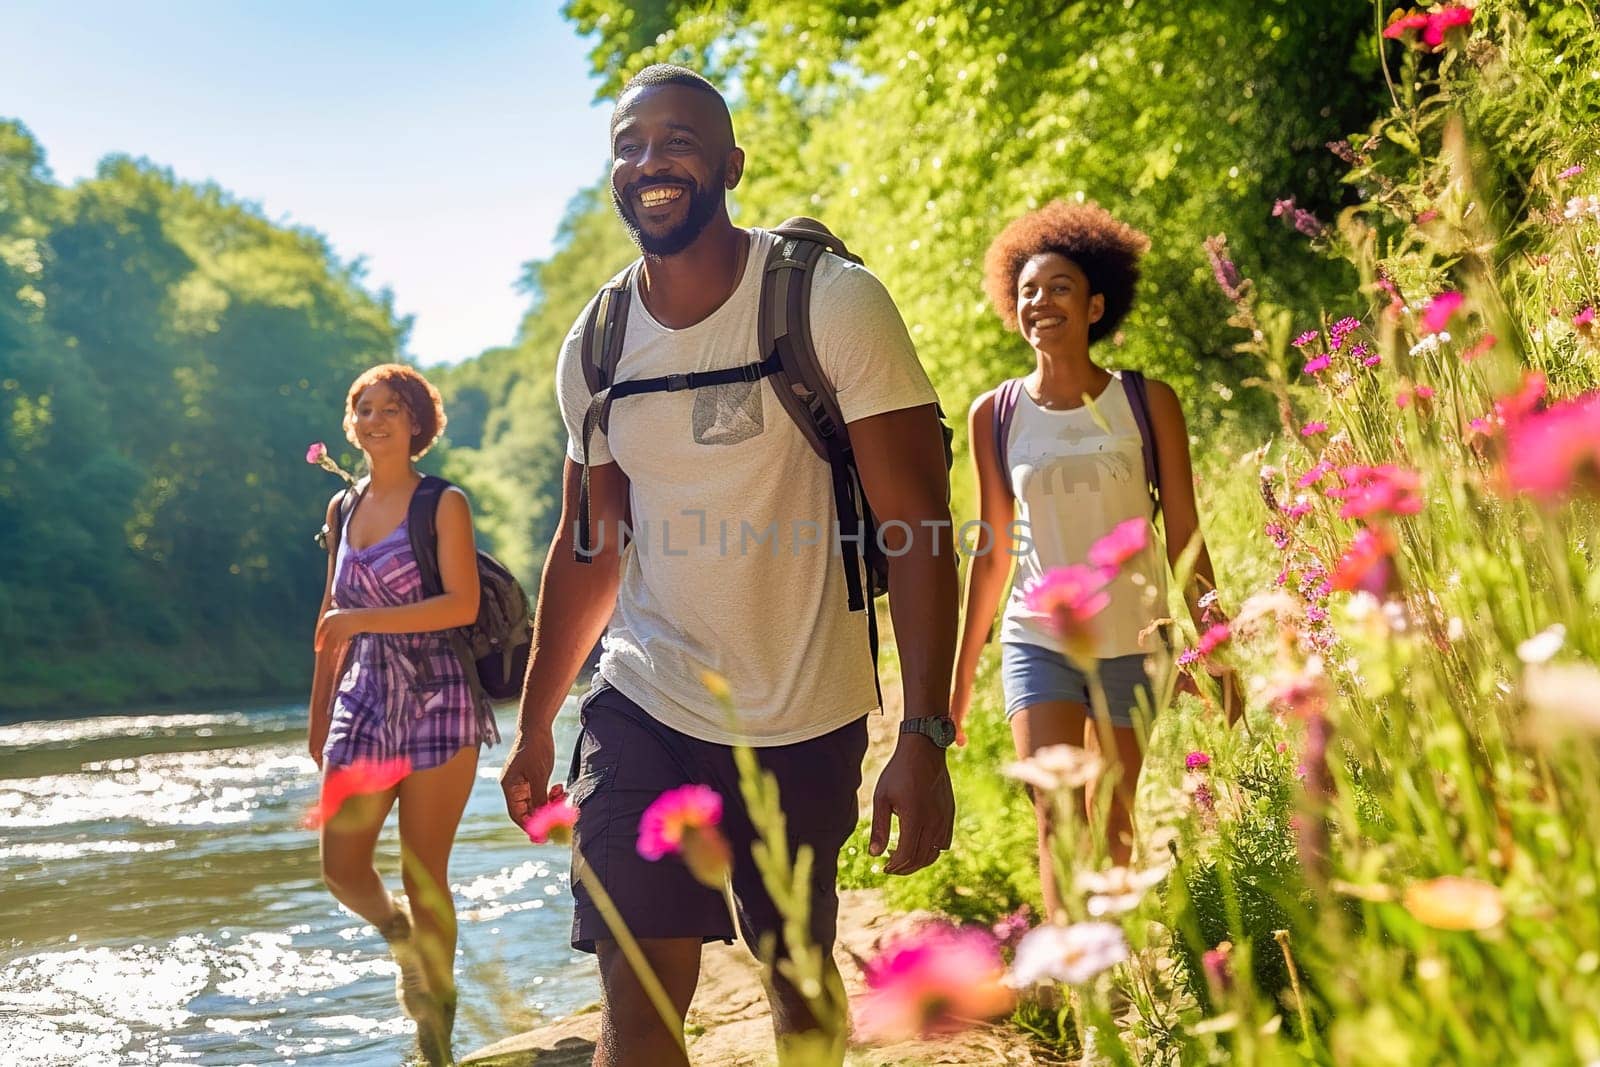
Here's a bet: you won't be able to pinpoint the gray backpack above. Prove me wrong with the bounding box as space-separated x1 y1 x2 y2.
573 218 953 696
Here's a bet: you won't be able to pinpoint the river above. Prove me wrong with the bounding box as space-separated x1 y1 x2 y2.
0 698 596 1066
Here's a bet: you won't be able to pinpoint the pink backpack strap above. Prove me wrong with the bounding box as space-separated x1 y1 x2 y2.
991 378 1026 498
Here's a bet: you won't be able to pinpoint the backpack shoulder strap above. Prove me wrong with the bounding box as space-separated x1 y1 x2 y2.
758 222 853 463
407 475 452 599
991 378 1026 498
1119 370 1161 514
578 261 641 397
406 474 492 706
319 480 364 554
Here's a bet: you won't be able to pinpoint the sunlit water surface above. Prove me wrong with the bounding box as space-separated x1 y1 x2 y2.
0 700 596 1065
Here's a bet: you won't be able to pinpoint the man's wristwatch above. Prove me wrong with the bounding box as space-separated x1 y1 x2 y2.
900 716 957 749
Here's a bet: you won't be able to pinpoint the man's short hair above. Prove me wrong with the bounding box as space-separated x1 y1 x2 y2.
612 64 733 140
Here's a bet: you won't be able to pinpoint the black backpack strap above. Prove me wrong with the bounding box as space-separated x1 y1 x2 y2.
757 221 888 708
407 475 491 708
990 378 1026 499
1119 370 1161 515
317 480 364 553
575 263 640 564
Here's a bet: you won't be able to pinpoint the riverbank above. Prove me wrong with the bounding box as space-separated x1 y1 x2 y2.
462 666 1050 1066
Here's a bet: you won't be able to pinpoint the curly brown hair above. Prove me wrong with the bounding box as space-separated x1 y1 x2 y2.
983 201 1151 342
342 363 448 459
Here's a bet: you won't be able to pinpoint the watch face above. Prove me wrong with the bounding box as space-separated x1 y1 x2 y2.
928 717 957 748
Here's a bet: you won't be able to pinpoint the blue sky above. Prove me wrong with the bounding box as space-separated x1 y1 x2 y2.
2 2 613 365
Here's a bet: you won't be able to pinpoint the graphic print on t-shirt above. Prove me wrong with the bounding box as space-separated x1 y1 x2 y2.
693 380 764 445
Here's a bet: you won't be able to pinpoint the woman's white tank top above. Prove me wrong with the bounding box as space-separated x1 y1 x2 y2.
998 372 1167 659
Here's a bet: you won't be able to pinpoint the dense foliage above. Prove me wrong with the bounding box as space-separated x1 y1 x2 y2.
0 124 405 710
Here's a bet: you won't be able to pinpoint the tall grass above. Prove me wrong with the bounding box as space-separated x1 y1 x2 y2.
850 4 1600 1063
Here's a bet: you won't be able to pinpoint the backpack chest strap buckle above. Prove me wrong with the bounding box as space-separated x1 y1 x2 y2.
664 373 691 392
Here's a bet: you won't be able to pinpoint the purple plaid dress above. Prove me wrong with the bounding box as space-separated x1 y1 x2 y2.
323 511 500 772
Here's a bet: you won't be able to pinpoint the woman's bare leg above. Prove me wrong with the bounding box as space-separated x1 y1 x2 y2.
1011 700 1090 921
396 745 479 1001
320 784 401 927
1082 723 1144 866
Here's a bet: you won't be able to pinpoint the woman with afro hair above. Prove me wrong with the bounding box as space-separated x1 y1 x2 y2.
950 202 1234 914
306 363 499 1064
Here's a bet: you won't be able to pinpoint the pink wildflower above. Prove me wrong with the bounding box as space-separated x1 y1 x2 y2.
1422 5 1473 47
1420 291 1463 334
304 757 411 829
637 784 731 888
1382 12 1432 39
1023 565 1111 662
1273 197 1297 218
1186 751 1212 770
1416 209 1439 224
1575 306 1596 330
1558 165 1585 181
857 922 1015 1040
1303 354 1332 375
991 906 1034 951
1327 464 1424 520
305 442 328 465
1502 389 1600 504
1088 518 1149 571
1331 527 1396 596
1329 317 1361 347
1203 234 1246 301
1301 421 1328 436
1292 209 1323 237
1461 333 1496 362
1297 460 1334 489
1292 330 1320 348
523 795 579 845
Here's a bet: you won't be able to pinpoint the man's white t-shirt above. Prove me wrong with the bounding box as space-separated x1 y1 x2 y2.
556 228 938 746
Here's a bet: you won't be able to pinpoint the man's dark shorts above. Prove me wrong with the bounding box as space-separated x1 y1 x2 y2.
566 679 869 959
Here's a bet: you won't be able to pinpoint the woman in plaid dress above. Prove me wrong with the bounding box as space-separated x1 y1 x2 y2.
306 363 498 1066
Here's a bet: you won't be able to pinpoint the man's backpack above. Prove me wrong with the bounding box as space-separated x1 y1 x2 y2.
990 371 1162 514
322 476 532 704
573 218 955 695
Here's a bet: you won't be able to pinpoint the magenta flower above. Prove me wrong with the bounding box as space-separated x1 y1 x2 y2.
1503 389 1600 504
1023 565 1111 661
1186 751 1212 771
638 784 731 888
1297 461 1335 489
1292 330 1320 349
1331 527 1396 596
1303 354 1332 375
1574 306 1596 330
1461 332 1496 362
1420 291 1463 334
1326 464 1424 520
1329 317 1361 347
1292 210 1323 237
523 796 579 845
990 905 1034 951
1422 4 1473 47
1383 12 1431 39
304 757 411 829
1384 6 1473 49
1087 518 1149 571
857 922 1015 1040
306 441 328 465
1203 234 1246 301
1301 421 1329 436
1273 197 1297 218
1558 165 1585 181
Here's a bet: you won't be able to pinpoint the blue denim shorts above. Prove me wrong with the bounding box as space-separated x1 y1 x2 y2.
1000 642 1154 729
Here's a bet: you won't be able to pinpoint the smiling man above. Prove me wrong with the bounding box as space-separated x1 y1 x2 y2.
499 64 959 1066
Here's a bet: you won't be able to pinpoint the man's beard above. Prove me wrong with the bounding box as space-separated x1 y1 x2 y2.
612 178 723 257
